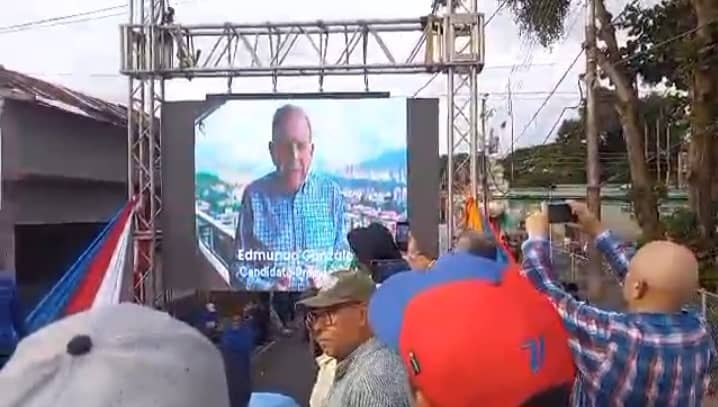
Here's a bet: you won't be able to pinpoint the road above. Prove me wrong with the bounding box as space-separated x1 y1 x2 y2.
251 330 317 407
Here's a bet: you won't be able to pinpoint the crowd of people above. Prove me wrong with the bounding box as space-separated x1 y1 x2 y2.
0 201 715 407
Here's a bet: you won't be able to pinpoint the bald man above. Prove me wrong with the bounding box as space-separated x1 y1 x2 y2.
233 105 350 292
522 202 715 407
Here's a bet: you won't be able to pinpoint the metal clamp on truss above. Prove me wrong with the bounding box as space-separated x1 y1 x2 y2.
444 13 484 69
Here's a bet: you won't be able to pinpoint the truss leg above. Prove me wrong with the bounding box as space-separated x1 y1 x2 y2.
442 0 484 245
128 0 165 305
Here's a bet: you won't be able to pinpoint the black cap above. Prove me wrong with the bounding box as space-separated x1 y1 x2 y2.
66 335 93 356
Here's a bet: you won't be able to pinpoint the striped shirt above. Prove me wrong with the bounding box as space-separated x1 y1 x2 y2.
233 172 351 291
323 337 412 407
521 230 716 407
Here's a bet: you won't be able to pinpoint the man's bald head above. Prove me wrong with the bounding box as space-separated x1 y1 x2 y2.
623 240 699 312
269 104 314 193
271 104 312 142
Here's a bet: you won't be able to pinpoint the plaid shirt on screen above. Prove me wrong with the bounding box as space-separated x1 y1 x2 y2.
232 172 351 291
521 230 716 407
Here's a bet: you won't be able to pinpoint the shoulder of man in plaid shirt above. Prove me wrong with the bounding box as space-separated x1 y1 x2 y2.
521 231 717 407
232 172 349 291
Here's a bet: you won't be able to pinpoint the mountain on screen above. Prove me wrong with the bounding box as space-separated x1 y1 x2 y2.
355 149 407 171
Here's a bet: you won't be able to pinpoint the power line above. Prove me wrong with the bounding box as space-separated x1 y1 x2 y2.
514 50 584 145
0 5 126 32
512 0 644 149
485 0 508 25
612 17 718 69
0 6 127 34
0 0 202 35
517 16 718 149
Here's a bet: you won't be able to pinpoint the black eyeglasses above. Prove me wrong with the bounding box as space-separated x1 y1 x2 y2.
304 302 362 328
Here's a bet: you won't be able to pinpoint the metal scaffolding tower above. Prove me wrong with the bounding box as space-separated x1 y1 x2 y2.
121 0 485 303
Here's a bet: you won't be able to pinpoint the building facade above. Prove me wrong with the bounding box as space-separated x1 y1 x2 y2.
0 67 129 306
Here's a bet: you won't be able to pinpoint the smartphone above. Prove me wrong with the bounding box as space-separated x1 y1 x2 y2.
547 202 577 224
395 221 410 252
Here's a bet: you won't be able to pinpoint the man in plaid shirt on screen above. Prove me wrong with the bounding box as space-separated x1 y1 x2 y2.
232 104 351 291
521 201 715 407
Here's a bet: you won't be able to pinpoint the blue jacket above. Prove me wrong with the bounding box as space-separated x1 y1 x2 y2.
0 273 26 355
221 324 254 407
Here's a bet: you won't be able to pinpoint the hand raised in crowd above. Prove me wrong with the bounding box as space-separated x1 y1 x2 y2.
566 200 604 237
524 209 549 238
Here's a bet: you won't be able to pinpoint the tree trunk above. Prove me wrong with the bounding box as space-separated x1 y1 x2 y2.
688 0 717 241
615 99 665 241
595 0 665 241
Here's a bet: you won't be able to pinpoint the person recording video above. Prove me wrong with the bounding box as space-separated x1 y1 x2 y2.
233 104 350 291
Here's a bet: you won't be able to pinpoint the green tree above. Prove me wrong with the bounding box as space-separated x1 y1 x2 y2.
620 0 718 241
504 0 666 240
503 92 688 189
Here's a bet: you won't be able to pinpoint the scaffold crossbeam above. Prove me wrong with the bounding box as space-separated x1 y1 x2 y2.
120 17 485 79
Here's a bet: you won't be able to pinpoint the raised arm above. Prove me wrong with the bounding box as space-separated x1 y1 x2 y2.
594 230 635 283
565 200 636 284
521 235 612 342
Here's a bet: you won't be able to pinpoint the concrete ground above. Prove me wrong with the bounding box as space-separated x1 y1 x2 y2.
251 329 317 407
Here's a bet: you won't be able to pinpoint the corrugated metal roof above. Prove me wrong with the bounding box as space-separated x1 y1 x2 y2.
0 65 127 127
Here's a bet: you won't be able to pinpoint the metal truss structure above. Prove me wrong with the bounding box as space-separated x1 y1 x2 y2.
121 0 485 303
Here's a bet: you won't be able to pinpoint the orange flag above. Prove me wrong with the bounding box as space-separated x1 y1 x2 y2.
463 197 484 232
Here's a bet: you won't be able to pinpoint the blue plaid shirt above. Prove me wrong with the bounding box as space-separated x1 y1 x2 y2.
522 231 716 407
233 172 351 291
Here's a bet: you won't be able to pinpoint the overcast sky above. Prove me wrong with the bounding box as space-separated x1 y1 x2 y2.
0 0 610 153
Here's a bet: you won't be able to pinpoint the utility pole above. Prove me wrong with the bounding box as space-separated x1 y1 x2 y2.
643 122 649 161
480 93 490 219
508 79 515 183
585 0 602 274
665 124 672 186
676 149 683 189
656 117 662 184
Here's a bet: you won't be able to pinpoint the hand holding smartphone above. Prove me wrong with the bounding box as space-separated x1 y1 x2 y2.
546 202 578 224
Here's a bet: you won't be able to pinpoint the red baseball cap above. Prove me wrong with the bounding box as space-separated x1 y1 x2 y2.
368 252 575 407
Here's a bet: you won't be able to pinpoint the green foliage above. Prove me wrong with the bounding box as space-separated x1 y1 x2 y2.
662 206 718 288
504 0 572 47
502 91 687 188
500 142 581 187
618 0 705 90
195 172 236 215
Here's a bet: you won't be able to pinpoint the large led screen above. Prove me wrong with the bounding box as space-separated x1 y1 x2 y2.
195 98 408 291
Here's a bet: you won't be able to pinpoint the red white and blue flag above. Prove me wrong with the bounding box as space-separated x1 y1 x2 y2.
25 200 134 332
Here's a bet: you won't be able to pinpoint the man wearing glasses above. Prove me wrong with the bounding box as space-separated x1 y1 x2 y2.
298 270 412 407
233 104 351 294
